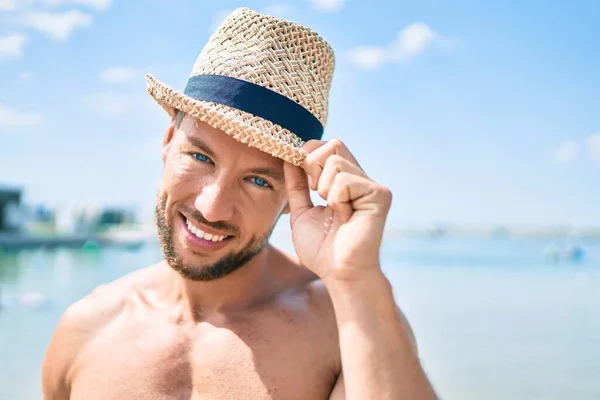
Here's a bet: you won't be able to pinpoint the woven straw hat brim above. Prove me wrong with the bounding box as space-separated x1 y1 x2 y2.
145 73 309 167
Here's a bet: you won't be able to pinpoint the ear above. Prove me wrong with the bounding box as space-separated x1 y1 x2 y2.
161 116 177 163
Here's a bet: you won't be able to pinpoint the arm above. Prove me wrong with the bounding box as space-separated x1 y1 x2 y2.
282 139 438 399
327 271 437 400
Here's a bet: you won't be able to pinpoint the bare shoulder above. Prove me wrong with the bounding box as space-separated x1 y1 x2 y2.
276 247 418 350
41 263 163 399
58 263 163 332
271 247 341 359
272 247 337 323
305 278 336 318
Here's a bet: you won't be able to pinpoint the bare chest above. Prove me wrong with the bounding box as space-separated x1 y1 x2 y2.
69 307 338 400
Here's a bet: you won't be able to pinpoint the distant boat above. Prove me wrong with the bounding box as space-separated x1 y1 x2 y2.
94 226 155 249
542 243 586 263
567 244 586 263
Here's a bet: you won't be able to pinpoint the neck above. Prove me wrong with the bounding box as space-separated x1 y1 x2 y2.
164 245 278 320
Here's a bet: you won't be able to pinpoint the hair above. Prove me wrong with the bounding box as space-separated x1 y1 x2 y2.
174 109 186 129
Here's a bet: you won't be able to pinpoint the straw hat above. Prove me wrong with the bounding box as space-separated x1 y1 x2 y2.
145 7 336 166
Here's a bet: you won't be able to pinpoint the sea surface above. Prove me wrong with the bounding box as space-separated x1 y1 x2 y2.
1 233 599 399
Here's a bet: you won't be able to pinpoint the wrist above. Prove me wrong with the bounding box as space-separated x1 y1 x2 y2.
323 268 399 333
323 268 392 298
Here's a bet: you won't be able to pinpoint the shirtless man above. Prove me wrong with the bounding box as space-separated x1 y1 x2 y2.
41 7 438 400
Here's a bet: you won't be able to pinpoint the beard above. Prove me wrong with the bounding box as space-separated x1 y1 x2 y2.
155 192 277 281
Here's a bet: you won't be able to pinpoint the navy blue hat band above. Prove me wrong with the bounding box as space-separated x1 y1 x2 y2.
183 74 324 142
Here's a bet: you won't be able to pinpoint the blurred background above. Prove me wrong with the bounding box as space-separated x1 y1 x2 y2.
1 0 599 399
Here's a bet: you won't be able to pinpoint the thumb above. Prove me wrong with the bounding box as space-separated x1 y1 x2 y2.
284 162 313 224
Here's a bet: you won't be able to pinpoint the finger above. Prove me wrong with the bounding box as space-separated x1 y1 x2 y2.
302 139 363 191
327 172 392 220
317 155 369 201
302 139 328 153
283 162 314 224
300 140 327 189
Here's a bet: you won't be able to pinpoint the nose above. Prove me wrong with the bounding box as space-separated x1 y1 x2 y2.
194 178 236 223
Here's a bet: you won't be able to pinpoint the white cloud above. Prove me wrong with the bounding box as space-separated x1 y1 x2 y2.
0 0 16 11
587 133 600 165
23 10 92 41
348 47 387 70
84 92 130 116
264 4 292 18
101 67 140 84
391 22 437 62
552 141 578 165
0 34 28 59
0 2 108 57
349 22 459 70
0 103 42 132
2 0 111 10
31 0 112 10
310 0 344 12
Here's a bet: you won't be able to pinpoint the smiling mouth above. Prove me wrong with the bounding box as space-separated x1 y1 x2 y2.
183 215 232 243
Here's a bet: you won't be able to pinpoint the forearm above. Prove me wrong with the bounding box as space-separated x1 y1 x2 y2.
325 270 437 400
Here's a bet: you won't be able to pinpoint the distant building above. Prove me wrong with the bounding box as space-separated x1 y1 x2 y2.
0 184 23 232
96 208 137 227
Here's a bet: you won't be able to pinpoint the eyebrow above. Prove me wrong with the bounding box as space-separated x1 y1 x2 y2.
185 134 217 160
248 167 285 183
184 132 284 183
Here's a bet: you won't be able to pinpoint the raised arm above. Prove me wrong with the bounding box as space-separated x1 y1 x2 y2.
327 271 437 400
283 138 438 400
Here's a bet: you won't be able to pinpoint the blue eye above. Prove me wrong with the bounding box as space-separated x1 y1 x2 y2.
250 177 270 188
192 153 211 163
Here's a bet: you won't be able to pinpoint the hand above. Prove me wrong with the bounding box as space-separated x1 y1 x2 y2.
283 139 393 283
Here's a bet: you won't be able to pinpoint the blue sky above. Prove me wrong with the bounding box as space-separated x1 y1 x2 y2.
0 0 599 227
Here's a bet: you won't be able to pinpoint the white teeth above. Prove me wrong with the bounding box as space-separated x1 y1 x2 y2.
186 218 227 242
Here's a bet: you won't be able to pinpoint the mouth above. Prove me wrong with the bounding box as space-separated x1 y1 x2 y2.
179 213 234 250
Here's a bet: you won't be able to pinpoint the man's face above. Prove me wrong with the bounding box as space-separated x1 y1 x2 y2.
156 113 289 281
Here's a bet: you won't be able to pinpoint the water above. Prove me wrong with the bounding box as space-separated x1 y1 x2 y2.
1 234 599 399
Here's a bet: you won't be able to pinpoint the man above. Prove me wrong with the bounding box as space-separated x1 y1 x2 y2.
41 7 438 400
